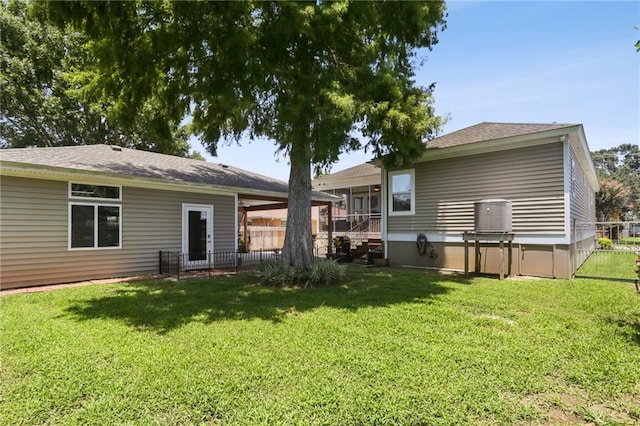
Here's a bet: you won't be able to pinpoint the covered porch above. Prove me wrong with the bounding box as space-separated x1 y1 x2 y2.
237 192 338 257
312 163 383 254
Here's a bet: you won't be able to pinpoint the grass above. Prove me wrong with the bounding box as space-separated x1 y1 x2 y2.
619 237 640 245
1 267 639 425
577 250 639 280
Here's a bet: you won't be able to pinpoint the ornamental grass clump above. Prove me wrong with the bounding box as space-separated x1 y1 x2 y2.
255 259 346 288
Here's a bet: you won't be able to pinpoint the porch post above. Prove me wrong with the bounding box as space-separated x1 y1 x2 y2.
327 202 333 255
349 187 353 227
243 208 249 250
332 189 337 234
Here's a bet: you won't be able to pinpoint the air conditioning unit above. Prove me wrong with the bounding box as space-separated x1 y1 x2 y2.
474 199 512 233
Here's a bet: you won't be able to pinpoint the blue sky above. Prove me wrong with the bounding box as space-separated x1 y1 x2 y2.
193 0 640 182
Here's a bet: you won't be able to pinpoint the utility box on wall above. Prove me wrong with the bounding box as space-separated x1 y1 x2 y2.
474 199 512 233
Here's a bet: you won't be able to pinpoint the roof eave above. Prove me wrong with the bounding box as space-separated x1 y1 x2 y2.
1 160 336 202
312 174 381 191
568 126 600 191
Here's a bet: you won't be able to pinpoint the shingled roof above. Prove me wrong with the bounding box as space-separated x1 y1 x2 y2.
0 144 334 201
427 122 579 149
314 162 380 184
314 121 585 185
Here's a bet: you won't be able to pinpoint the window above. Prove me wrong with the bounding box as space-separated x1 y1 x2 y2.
69 183 121 249
570 157 577 196
388 169 415 215
70 183 120 200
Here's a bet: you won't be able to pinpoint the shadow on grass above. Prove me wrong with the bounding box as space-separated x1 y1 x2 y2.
606 316 640 346
63 267 470 333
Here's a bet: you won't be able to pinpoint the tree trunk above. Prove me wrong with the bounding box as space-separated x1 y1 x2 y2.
282 157 314 270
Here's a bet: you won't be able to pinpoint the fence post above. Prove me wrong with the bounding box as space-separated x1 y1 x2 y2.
159 251 163 274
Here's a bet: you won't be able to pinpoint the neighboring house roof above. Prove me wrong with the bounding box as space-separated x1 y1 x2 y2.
317 162 380 181
313 162 381 190
427 122 579 149
0 144 336 202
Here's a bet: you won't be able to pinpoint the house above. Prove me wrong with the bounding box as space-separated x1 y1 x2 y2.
317 122 599 279
0 144 336 289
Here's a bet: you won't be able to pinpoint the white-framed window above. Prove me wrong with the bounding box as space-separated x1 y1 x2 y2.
570 157 577 196
388 169 415 215
69 183 122 250
69 182 121 201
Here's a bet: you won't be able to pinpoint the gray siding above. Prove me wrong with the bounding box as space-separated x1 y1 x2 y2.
1 176 235 289
568 144 596 243
569 145 593 222
388 143 565 234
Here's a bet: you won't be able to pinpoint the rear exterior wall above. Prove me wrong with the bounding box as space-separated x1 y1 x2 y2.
386 142 571 278
0 176 235 289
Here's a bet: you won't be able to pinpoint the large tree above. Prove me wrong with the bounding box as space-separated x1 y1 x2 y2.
592 143 639 220
46 1 447 269
0 0 194 156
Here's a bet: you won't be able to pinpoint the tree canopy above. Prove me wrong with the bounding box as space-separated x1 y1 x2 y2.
0 0 196 156
592 143 639 220
595 179 632 222
44 0 447 269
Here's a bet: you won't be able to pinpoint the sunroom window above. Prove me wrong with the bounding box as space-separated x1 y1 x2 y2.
388 169 415 215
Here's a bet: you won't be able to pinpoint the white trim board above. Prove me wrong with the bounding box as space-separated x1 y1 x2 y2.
387 232 571 245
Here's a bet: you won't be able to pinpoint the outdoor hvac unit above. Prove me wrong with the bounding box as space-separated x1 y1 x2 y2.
474 199 512 233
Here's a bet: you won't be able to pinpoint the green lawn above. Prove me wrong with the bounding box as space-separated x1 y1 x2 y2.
1 268 639 425
577 250 639 280
619 237 640 245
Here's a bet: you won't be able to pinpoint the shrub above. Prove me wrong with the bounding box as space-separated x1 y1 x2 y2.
598 237 613 250
255 259 347 288
307 259 347 287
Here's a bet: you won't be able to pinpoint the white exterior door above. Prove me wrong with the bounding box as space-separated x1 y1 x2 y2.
182 204 213 267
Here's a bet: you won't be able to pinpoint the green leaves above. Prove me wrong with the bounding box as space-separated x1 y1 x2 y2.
592 144 640 220
41 0 447 167
1 0 195 155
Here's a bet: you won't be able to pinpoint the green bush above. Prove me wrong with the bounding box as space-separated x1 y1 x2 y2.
255 259 347 288
597 237 613 249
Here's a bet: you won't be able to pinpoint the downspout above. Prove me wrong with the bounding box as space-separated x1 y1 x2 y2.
234 194 239 251
243 207 249 250
332 189 336 234
349 186 353 227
